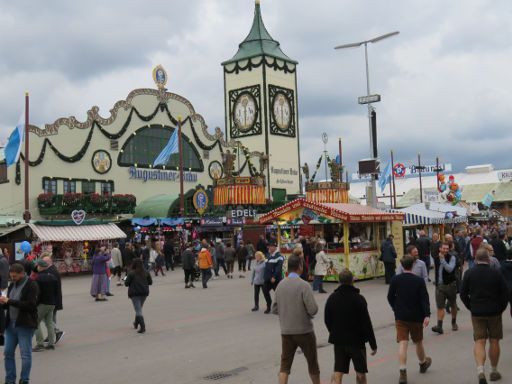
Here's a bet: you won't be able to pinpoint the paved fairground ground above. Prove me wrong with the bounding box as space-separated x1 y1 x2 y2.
12 270 512 384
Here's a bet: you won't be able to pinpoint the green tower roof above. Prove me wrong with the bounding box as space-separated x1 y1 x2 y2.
222 1 298 66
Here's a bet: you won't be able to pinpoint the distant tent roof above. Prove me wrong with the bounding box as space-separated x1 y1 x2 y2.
392 202 468 226
222 2 297 65
460 183 497 203
134 194 179 218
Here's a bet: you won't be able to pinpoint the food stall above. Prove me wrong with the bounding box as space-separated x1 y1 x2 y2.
259 198 404 281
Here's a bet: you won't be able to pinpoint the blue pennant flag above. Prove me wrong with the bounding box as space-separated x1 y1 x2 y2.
379 162 392 193
153 128 179 167
4 112 25 167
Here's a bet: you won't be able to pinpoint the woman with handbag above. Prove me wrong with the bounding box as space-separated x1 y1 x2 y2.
125 259 152 333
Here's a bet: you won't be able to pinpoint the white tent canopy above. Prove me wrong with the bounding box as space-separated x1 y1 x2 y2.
391 202 468 226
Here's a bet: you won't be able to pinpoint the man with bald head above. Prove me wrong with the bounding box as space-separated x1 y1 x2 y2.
42 256 64 344
461 248 509 383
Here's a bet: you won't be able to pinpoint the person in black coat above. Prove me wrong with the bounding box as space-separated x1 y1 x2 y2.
500 249 512 317
380 235 397 284
181 244 196 289
416 230 432 280
387 256 431 384
163 239 175 271
0 263 39 384
325 269 377 384
42 256 64 344
125 259 152 334
489 232 507 262
460 247 509 383
33 259 59 351
256 235 268 257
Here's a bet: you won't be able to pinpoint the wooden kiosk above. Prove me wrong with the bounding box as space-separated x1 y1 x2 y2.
259 199 404 281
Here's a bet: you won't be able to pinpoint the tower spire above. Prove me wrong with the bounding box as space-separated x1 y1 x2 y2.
221 0 297 65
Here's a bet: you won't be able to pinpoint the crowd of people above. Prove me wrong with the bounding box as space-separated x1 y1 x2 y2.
1 222 512 383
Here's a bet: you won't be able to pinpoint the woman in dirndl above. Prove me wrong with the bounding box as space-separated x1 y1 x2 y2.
90 245 111 301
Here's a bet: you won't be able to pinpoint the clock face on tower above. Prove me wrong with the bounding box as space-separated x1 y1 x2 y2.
272 93 291 130
229 85 262 138
269 85 296 137
234 93 257 131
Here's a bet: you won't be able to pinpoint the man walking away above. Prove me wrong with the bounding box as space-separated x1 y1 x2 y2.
32 259 59 352
257 234 268 257
111 242 123 286
469 229 485 269
460 248 509 384
381 235 397 284
325 269 377 384
42 256 64 344
272 254 320 384
388 256 431 384
181 244 196 289
214 239 227 277
163 238 175 271
263 240 284 314
236 240 248 278
224 242 236 279
500 249 512 317
198 247 213 289
396 245 428 283
416 230 432 281
432 242 459 334
490 233 507 263
0 263 39 384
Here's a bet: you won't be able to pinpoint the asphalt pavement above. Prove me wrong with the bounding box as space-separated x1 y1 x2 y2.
13 269 512 384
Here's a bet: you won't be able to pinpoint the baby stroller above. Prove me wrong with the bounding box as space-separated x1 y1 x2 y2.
192 264 201 282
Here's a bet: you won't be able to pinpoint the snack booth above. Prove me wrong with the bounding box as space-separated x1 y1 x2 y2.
259 199 404 281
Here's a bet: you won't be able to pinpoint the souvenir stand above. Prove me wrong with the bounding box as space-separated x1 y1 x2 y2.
259 198 404 281
27 220 127 274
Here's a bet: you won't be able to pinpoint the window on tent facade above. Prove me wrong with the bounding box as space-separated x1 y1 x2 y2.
43 179 57 194
82 181 95 194
100 182 113 196
119 125 203 170
63 180 76 194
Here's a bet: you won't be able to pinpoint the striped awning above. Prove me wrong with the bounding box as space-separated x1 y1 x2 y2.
389 202 468 226
29 223 126 242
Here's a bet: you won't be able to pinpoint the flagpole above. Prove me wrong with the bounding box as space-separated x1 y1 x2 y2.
391 150 397 208
338 138 343 182
23 92 31 223
388 151 393 209
178 116 185 217
418 153 423 203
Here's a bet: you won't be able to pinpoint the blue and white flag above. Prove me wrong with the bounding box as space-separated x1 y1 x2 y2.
379 162 392 193
153 128 179 167
4 113 25 167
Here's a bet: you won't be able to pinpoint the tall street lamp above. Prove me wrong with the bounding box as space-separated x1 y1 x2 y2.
335 31 399 208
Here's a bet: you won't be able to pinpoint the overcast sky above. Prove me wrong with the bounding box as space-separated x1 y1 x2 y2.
1 0 511 178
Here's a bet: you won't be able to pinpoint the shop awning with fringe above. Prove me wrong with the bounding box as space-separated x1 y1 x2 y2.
29 223 126 242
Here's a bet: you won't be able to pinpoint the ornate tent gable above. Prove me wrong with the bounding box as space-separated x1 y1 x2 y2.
22 85 261 170
30 88 200 137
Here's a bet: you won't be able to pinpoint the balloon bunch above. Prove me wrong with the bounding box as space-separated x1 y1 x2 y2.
20 241 32 254
438 173 462 205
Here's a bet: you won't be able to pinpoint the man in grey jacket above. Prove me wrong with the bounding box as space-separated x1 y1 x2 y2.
272 254 320 384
